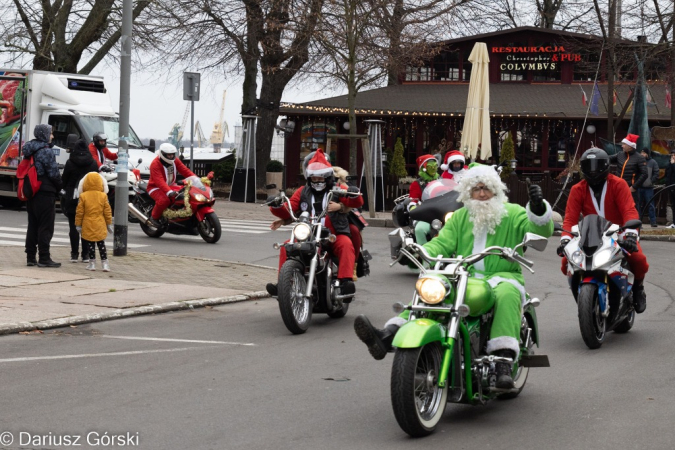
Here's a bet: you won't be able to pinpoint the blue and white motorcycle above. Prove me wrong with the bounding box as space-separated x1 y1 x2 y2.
559 215 642 349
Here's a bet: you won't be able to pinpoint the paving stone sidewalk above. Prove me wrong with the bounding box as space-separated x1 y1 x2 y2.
0 245 275 335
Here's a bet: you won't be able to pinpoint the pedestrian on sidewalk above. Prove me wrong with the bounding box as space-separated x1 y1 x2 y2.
61 139 98 262
610 133 648 208
666 150 675 228
638 148 660 227
75 172 113 272
22 124 62 268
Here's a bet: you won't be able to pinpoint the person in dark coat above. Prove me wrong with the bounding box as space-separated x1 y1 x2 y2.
22 124 63 267
665 149 675 227
61 139 99 262
609 133 648 208
638 148 660 227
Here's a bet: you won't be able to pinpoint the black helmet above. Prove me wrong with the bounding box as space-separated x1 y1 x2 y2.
93 132 108 150
580 147 610 186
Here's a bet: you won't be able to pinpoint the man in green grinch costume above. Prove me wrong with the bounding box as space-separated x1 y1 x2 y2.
355 164 553 388
408 154 440 244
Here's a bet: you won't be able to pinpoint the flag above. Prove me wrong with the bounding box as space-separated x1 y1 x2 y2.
613 89 617 106
667 86 672 108
590 82 601 116
646 89 656 107
580 85 588 106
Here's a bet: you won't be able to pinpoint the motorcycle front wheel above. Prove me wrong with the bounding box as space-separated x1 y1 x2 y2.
278 260 312 334
198 212 222 243
578 284 606 349
391 342 448 437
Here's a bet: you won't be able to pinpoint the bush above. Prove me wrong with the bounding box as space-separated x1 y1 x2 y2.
266 159 284 172
213 157 236 183
499 132 515 179
389 137 408 178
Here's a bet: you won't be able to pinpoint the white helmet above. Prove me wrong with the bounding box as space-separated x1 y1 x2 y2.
159 143 178 164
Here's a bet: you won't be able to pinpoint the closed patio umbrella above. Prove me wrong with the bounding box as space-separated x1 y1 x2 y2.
460 42 491 160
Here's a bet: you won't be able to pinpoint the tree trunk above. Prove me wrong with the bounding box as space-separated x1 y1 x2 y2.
256 76 285 188
386 0 404 86
347 83 358 175
671 25 675 125
607 0 616 143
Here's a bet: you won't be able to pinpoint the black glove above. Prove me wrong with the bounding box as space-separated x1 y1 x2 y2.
556 238 570 257
528 184 546 216
621 236 638 253
267 196 282 208
99 165 113 173
167 190 178 199
347 186 360 194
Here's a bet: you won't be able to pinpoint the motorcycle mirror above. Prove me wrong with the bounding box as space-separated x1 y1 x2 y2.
138 158 143 164
521 232 548 252
553 222 563 232
621 219 643 230
148 139 156 152
604 224 620 236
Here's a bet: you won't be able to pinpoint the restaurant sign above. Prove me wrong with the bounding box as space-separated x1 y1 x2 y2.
492 46 582 71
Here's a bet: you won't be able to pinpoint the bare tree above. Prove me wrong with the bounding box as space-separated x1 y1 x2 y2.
1 0 158 73
157 0 324 187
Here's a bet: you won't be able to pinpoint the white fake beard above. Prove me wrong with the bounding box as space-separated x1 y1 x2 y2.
465 196 508 237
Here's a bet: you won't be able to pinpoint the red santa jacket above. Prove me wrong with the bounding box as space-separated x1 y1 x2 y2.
270 185 363 234
147 157 195 195
441 166 468 180
562 174 638 239
89 142 118 168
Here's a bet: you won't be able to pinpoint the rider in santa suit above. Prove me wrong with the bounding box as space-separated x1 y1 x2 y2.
266 149 364 297
146 143 196 228
558 147 649 313
89 132 118 172
440 150 468 182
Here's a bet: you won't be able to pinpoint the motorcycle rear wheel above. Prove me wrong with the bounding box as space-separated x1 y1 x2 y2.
278 260 312 334
613 309 635 333
578 284 606 349
140 222 165 238
391 343 448 437
198 212 222 243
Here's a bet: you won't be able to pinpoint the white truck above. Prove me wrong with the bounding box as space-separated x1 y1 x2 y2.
0 69 156 205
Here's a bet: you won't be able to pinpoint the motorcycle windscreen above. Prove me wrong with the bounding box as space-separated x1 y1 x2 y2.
578 214 610 255
421 179 458 201
409 190 463 224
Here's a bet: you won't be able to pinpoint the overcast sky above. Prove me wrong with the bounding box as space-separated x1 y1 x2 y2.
90 68 342 144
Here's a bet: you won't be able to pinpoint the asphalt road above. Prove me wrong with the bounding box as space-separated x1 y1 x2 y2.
1 207 674 449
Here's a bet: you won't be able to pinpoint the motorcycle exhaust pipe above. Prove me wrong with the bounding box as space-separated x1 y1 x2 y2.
128 203 153 227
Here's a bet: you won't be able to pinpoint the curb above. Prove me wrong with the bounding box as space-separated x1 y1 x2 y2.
0 291 270 336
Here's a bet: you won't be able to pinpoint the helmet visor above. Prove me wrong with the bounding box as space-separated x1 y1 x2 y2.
581 159 609 180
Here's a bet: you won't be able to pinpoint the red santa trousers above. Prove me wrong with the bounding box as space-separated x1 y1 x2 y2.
278 232 356 280
149 189 173 220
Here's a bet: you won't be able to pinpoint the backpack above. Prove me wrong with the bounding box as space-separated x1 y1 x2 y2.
16 156 42 201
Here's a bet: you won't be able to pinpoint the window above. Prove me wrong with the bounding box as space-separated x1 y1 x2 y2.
463 51 472 81
299 121 337 176
47 115 82 148
405 66 432 81
433 51 460 81
531 42 561 82
573 51 600 82
499 42 527 82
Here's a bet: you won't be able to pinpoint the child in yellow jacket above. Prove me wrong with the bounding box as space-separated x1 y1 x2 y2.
75 172 113 271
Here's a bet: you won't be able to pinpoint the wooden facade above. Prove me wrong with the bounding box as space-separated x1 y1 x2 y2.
279 27 672 188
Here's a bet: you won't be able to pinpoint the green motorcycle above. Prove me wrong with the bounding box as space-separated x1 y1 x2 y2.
387 229 550 437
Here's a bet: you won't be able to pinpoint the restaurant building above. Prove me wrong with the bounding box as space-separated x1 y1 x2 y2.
278 26 672 187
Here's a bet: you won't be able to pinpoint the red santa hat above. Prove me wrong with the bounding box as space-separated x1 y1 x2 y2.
621 133 639 149
416 154 437 172
440 150 465 171
305 149 333 178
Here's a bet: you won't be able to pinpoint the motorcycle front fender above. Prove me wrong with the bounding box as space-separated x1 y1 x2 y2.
194 206 215 222
392 319 447 349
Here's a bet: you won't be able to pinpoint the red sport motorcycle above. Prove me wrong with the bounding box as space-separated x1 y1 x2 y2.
128 173 221 243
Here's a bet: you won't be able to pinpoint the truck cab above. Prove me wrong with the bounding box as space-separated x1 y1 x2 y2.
0 69 156 201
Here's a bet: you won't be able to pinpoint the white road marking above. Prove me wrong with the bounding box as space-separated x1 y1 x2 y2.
98 335 255 346
0 232 149 248
0 347 200 363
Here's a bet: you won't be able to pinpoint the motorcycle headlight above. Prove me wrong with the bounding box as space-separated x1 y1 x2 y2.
431 219 443 230
415 277 447 304
193 193 207 202
444 212 454 222
592 248 613 269
570 250 585 267
292 223 312 242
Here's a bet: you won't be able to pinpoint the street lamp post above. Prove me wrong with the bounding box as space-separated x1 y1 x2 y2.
113 0 133 256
